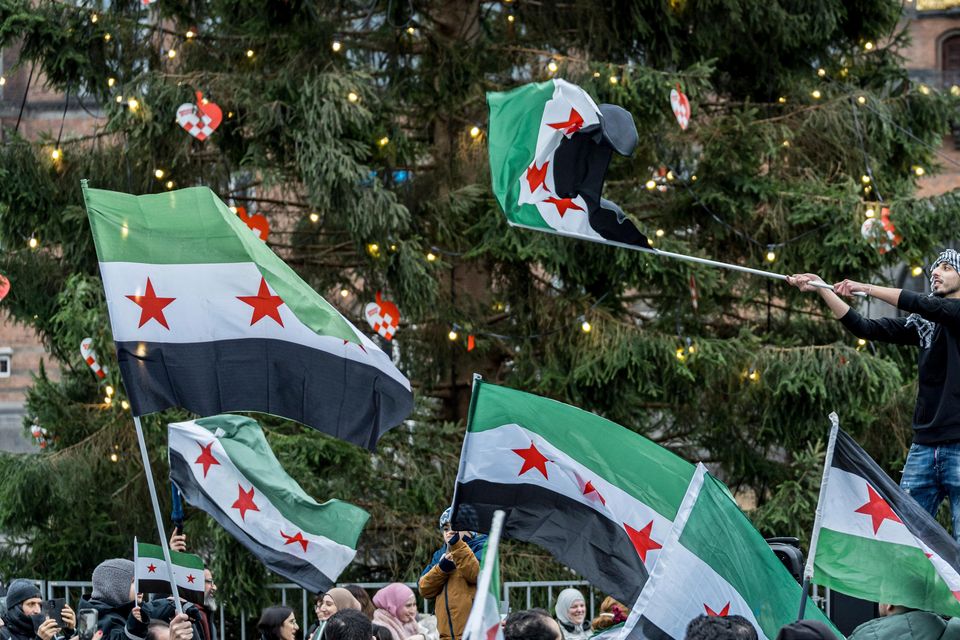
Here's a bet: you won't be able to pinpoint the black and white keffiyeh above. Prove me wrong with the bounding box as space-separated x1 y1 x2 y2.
905 249 960 348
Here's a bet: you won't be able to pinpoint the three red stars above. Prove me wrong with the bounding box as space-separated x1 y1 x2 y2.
854 483 902 534
126 278 176 329
525 161 550 193
281 530 310 552
543 197 583 218
704 602 730 617
547 108 584 135
237 276 285 327
513 442 550 479
624 520 662 563
232 485 260 521
195 442 220 479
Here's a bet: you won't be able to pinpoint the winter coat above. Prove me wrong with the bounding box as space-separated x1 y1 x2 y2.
76 597 140 640
0 606 77 640
849 611 960 640
418 535 486 640
557 621 591 640
140 598 205 640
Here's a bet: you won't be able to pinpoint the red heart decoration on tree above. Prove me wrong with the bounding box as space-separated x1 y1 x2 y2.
0 275 9 302
364 291 401 341
176 91 223 141
234 206 270 241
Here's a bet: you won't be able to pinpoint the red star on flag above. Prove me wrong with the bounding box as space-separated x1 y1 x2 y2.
525 161 550 193
624 520 662 563
195 442 220 478
854 483 902 534
126 278 176 329
231 485 260 521
513 442 550 479
704 603 730 617
543 197 584 218
186 574 196 584
237 276 285 326
281 530 310 552
147 564 157 573
582 480 607 506
547 108 584 135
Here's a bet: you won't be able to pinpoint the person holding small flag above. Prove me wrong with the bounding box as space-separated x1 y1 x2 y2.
789 249 960 539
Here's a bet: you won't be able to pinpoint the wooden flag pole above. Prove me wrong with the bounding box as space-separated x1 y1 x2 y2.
506 221 868 297
133 415 185 615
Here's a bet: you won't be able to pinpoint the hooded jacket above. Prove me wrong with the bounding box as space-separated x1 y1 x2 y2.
418 534 486 640
76 596 141 640
849 611 960 640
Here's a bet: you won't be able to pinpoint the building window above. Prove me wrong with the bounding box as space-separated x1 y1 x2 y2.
943 33 960 87
0 348 10 378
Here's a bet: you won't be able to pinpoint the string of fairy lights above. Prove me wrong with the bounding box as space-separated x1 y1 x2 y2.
8 3 955 390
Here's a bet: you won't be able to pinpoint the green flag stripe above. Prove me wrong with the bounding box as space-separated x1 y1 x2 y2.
487 81 554 230
814 527 960 616
138 542 205 570
467 381 692 518
83 185 357 343
678 475 811 635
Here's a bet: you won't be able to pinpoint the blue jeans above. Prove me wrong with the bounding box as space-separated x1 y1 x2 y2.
900 442 960 541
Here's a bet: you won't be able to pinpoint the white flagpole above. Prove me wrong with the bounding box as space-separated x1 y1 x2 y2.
133 415 184 615
506 221 866 297
797 413 840 620
464 510 506 640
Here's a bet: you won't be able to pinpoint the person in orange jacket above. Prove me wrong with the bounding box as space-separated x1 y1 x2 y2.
417 509 487 640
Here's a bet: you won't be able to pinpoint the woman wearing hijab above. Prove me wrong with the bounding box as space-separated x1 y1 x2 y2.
307 588 361 640
371 584 426 640
553 589 589 640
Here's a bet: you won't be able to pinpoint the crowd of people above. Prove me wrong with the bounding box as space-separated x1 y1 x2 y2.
1 507 957 640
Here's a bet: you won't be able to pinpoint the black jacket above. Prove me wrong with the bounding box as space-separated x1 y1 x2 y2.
840 290 960 444
1 607 77 640
76 597 142 640
140 598 205 640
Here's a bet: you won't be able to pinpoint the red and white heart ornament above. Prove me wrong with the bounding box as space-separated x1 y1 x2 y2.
176 91 223 141
365 291 400 341
670 85 691 131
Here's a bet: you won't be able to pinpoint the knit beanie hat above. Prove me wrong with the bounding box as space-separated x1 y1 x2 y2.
4 579 41 609
91 558 135 606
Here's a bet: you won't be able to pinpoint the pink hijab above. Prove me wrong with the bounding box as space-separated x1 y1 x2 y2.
372 583 419 640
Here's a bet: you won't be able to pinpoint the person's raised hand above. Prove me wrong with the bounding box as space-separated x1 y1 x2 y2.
169 532 187 553
786 274 825 293
169 613 194 640
36 618 60 640
61 605 76 630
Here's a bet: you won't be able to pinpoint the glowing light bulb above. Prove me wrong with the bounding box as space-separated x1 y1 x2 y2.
167 49 177 59
865 207 875 218
367 243 380 257
655 229 665 237
448 330 459 341
51 148 61 161
28 237 38 249
121 400 130 410
340 288 349 298
912 265 924 277
0 77 5 86
778 96 787 104
861 174 871 184
811 89 822 99
547 61 558 74
154 169 165 179
766 250 776 263
581 321 592 333
186 30 196 38
817 68 826 77
426 252 437 262
857 338 867 347
507 14 515 22
748 369 760 382
90 13 98 23
857 95 866 105
127 97 139 111
104 395 112 405
864 41 874 51
406 26 416 35
348 92 359 102
105 385 115 396
469 126 481 138
645 180 656 190
246 49 254 58
675 347 686 362
952 85 960 96
309 212 320 223
165 180 175 190
609 75 619 85
914 165 925 176
378 136 390 146
332 41 342 52
782 139 790 147
920 84 931 95
104 33 111 42
110 452 119 462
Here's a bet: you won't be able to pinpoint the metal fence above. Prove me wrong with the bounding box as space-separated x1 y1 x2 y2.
38 579 604 640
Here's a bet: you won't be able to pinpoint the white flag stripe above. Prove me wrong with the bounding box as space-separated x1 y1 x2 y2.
622 465 767 640
168 420 356 575
461 425 672 570
821 468 919 546
135 555 203 591
98 261 408 389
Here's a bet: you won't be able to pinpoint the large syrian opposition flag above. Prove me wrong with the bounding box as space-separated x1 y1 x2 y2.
620 465 837 640
168 414 368 592
488 79 649 249
82 183 413 450
451 379 694 605
807 416 960 617
134 540 205 605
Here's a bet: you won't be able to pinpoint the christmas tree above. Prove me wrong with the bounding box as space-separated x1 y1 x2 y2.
0 0 955 613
